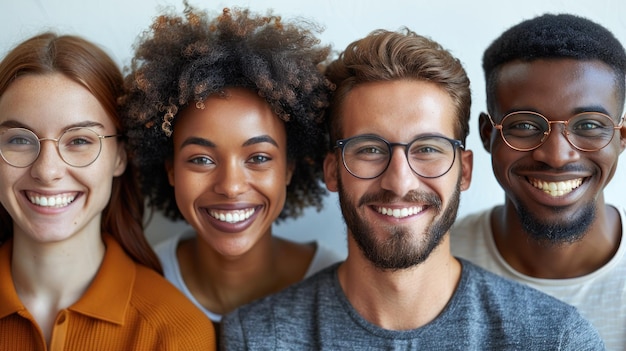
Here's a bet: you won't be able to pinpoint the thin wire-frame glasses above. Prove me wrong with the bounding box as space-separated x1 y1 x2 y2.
487 111 624 152
335 134 464 180
0 127 120 168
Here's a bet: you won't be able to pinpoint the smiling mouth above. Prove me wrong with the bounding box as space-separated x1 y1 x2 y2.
375 206 425 219
528 177 583 197
26 192 77 208
208 208 256 223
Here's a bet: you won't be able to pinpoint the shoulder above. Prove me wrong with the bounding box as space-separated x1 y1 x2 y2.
451 208 492 237
459 259 557 303
453 260 604 347
458 260 595 326
450 208 497 264
153 229 193 259
153 230 194 280
129 264 216 344
305 242 344 278
236 263 337 315
222 263 339 340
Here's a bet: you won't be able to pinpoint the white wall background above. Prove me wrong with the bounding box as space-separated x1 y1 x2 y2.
2 0 625 258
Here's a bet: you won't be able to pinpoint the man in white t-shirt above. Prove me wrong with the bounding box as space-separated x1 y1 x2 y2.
451 13 626 350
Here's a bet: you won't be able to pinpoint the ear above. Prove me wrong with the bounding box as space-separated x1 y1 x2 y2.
459 149 473 191
165 158 175 186
286 160 295 186
478 112 494 153
113 143 127 177
323 151 339 192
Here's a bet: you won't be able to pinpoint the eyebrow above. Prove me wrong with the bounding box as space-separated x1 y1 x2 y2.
572 105 612 116
180 137 216 149
179 135 279 150
243 135 278 148
502 105 613 118
0 120 106 131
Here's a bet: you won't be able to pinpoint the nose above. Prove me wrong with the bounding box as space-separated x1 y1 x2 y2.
212 159 250 198
532 123 580 168
29 140 65 183
379 147 421 196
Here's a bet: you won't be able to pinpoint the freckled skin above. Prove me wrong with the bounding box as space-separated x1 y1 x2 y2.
0 73 126 244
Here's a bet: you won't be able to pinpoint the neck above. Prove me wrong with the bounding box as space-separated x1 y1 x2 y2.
492 201 621 278
11 230 105 297
178 233 313 316
338 235 461 330
10 229 105 345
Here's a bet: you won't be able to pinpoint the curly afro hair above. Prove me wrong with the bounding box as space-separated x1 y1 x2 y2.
121 2 334 222
483 13 626 114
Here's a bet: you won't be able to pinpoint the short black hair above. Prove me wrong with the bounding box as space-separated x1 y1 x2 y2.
483 13 626 114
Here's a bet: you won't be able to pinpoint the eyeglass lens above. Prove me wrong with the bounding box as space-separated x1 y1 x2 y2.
0 127 104 167
340 135 458 179
499 112 619 152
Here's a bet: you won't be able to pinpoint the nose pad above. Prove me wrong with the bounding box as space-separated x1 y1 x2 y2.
532 122 580 167
540 123 569 145
554 122 577 150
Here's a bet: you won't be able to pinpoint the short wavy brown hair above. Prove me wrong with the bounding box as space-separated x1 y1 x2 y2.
325 28 471 146
121 3 334 222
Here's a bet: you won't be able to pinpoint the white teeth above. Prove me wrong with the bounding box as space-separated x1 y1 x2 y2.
28 194 76 208
209 208 255 223
377 206 423 219
529 178 583 197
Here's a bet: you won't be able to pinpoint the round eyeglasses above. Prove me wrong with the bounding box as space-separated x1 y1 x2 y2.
0 127 120 168
335 134 464 180
487 111 624 152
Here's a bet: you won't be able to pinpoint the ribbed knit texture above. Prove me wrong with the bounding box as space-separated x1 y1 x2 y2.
0 236 216 351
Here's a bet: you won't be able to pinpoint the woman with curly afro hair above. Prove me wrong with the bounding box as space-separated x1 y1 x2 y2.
121 2 342 328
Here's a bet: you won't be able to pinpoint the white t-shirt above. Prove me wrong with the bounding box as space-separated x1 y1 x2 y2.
451 205 626 351
154 229 344 322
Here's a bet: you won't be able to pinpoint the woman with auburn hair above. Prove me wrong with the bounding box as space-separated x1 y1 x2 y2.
0 32 215 350
122 3 342 333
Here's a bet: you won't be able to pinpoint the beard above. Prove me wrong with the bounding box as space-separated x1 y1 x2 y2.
516 200 595 246
337 174 461 271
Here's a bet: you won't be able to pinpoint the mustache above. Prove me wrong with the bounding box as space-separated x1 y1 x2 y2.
357 189 442 211
512 163 590 173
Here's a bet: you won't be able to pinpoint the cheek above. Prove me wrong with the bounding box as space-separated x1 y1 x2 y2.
595 147 621 181
338 172 371 204
490 143 519 177
0 166 22 202
172 170 206 210
0 165 20 184
259 170 289 204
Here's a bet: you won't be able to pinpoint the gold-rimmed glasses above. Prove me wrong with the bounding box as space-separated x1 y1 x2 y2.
487 111 624 152
0 127 120 168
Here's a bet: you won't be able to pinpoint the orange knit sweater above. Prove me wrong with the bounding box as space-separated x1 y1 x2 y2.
0 235 216 350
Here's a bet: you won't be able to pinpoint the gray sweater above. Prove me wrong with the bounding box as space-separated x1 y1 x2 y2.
222 259 604 350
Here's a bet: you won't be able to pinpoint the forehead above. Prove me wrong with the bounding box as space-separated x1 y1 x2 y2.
339 80 457 140
173 88 286 143
494 59 621 119
0 73 113 132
